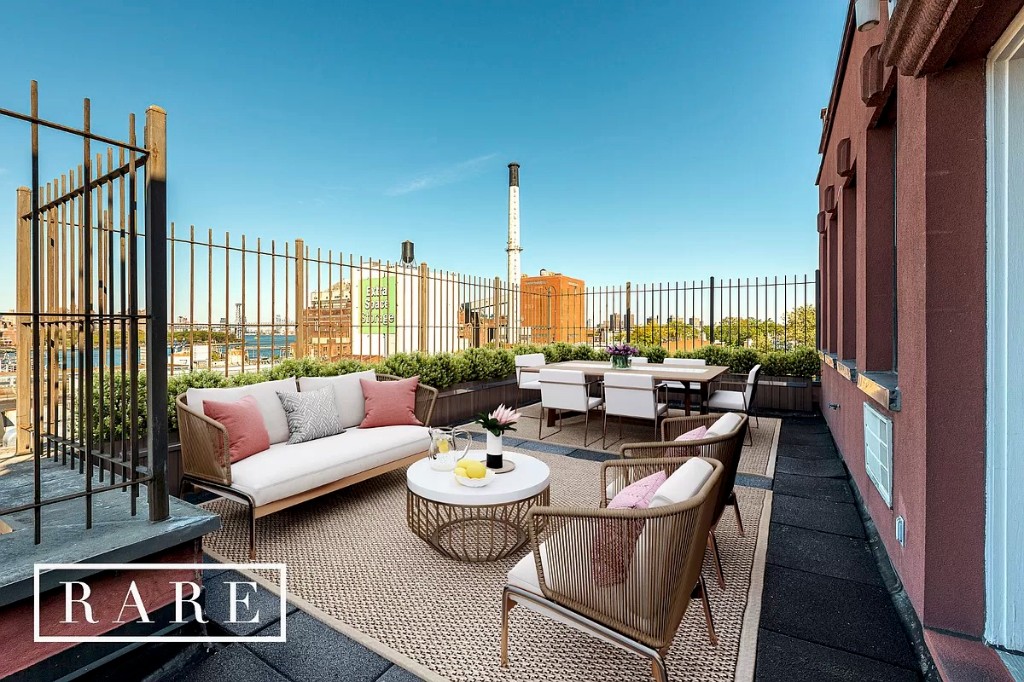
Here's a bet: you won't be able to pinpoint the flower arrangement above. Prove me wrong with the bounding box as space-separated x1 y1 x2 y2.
473 404 521 437
606 343 640 357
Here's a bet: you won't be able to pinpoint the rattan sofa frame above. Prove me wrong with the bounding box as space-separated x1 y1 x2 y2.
175 372 437 558
501 457 724 682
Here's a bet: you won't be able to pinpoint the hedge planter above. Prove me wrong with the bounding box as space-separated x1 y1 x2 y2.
717 373 818 413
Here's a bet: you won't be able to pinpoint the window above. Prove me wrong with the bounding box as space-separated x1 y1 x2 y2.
863 403 893 506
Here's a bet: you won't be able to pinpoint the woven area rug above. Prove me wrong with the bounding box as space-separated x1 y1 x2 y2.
462 405 781 478
203 446 772 682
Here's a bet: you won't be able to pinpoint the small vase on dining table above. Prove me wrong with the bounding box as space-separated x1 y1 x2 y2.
486 431 503 470
611 354 630 369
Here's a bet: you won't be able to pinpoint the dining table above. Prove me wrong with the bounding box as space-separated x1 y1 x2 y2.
524 360 730 426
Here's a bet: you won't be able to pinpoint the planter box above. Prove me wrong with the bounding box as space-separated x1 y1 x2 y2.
432 376 523 426
718 373 818 412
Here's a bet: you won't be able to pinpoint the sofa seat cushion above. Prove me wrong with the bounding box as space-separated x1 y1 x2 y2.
187 378 298 445
230 425 430 506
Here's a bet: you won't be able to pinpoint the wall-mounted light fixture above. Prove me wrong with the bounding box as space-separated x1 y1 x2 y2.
855 0 881 31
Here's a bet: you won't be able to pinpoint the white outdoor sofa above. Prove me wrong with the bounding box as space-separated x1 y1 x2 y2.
175 370 437 558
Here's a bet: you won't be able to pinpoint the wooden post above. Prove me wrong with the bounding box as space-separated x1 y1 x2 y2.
294 238 305 358
15 187 31 454
418 262 429 352
144 105 169 521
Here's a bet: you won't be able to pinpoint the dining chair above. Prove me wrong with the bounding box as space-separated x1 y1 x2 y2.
501 457 725 682
630 356 649 364
707 364 762 445
602 372 669 448
514 353 546 412
538 369 603 445
662 358 706 412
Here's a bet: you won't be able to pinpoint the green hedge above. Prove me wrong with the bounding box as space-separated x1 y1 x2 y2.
671 345 820 378
109 342 819 434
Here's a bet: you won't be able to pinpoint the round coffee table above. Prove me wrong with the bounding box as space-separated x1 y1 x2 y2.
406 450 550 562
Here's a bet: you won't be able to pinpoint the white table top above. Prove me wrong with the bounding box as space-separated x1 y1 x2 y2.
406 450 550 506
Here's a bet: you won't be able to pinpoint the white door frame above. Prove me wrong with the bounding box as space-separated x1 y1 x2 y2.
986 5 1024 652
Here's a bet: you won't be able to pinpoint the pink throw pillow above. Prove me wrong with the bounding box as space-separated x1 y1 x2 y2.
592 470 667 586
667 425 708 457
202 395 271 464
359 377 422 428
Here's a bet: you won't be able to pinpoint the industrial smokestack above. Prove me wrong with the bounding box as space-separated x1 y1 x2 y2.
507 162 522 342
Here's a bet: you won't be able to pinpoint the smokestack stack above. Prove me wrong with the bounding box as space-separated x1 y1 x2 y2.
507 162 522 342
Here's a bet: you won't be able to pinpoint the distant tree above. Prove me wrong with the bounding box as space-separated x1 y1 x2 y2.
631 320 700 346
784 305 817 348
713 317 779 349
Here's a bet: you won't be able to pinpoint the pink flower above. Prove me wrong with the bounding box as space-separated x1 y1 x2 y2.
489 404 521 426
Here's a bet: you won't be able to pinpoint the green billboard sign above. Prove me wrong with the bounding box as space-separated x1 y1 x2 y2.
359 275 398 334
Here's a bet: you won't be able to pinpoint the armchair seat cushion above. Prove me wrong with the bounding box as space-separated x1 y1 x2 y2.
707 390 746 412
230 425 429 506
519 380 542 391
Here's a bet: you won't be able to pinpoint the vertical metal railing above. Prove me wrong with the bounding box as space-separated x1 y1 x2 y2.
4 81 168 544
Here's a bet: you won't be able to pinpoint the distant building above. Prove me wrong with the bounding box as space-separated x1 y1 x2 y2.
520 271 585 344
305 281 353 361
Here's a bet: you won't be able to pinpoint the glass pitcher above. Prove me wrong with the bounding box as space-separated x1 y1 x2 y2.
428 427 471 471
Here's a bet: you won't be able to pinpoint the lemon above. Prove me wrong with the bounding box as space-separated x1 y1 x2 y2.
462 460 487 479
454 467 467 478
437 439 450 454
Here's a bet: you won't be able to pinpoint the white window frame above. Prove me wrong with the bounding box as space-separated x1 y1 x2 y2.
863 403 893 507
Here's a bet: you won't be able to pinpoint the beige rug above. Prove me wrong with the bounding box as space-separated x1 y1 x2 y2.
463 405 781 478
203 447 773 682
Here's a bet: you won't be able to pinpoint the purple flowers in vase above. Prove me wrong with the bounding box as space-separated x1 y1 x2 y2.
607 343 640 368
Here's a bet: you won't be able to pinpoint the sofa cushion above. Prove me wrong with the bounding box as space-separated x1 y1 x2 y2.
706 412 744 437
202 395 270 463
278 387 344 444
187 378 298 445
230 425 430 506
360 377 422 428
298 370 376 430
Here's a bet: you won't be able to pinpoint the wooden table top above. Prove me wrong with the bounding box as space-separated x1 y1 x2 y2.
534 360 729 384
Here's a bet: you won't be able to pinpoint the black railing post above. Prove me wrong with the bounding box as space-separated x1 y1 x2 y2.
708 276 715 344
625 281 632 344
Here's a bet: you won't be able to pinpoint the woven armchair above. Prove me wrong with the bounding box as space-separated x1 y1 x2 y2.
620 414 748 589
501 457 724 682
176 372 437 558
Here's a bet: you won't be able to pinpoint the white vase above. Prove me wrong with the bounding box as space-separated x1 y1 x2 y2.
486 432 503 456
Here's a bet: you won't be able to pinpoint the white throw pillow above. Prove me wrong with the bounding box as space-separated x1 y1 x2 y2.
298 370 377 429
648 457 714 508
707 412 744 438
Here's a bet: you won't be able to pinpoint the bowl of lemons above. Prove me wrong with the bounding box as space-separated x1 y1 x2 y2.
453 457 495 487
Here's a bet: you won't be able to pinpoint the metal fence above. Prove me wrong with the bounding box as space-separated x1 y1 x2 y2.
3 82 169 543
164 224 818 376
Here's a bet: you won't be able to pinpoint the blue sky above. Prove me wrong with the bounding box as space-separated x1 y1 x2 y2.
0 1 846 312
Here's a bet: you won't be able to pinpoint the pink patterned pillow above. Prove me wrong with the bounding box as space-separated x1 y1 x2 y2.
592 470 667 586
202 395 271 464
667 425 708 457
359 377 422 428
